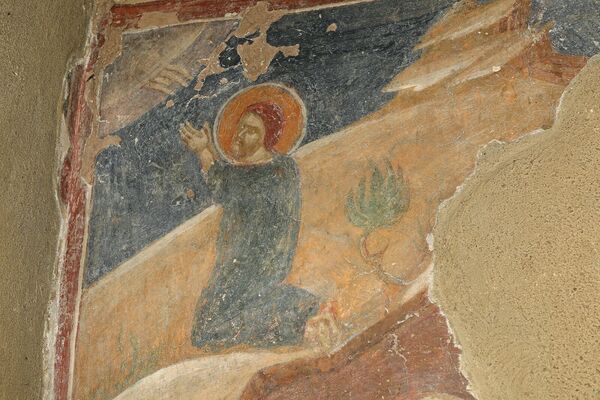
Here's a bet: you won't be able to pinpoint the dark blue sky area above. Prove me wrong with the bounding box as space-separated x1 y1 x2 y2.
84 0 599 285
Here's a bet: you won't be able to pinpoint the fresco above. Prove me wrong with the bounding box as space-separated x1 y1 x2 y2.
62 0 597 399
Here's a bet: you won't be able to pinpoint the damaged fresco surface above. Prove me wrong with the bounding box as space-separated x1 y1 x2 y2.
59 0 600 399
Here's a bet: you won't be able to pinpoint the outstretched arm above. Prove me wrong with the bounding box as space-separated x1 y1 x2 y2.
180 121 217 173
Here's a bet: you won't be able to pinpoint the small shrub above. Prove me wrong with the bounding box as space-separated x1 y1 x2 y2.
346 160 409 235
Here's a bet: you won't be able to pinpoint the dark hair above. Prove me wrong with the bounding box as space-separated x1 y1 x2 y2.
245 102 285 151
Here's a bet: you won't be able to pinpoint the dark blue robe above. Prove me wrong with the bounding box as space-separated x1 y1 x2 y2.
191 155 319 349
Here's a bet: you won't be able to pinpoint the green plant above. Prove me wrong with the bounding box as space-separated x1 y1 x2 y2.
345 160 410 286
346 160 409 235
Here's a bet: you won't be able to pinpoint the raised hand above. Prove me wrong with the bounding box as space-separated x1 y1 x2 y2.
180 121 211 154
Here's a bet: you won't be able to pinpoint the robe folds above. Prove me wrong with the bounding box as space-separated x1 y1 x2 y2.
191 155 319 349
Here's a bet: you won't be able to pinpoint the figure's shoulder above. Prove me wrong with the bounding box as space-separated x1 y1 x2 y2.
213 159 228 169
272 154 297 168
207 159 231 178
272 154 299 174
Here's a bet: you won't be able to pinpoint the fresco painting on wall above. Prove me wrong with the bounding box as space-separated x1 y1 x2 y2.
184 84 320 350
65 0 596 398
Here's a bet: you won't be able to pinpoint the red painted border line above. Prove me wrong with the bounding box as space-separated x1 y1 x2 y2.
54 64 91 400
111 0 360 29
53 13 114 397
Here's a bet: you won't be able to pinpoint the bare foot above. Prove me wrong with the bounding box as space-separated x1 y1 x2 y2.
303 301 341 351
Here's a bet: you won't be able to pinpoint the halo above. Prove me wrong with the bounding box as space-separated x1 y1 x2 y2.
213 83 307 163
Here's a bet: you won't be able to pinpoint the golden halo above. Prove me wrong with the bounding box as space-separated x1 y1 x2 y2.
213 83 307 163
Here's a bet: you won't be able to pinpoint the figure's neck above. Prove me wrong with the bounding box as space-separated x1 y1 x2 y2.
241 147 273 164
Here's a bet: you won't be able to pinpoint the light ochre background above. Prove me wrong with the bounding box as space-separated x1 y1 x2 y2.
0 1 89 399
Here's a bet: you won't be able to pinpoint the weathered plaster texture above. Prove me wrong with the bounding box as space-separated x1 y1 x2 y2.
432 55 600 399
0 1 89 399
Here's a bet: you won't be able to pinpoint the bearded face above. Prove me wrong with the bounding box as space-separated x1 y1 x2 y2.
232 112 267 160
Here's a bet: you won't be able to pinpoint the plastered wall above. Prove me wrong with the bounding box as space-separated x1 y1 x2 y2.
432 55 600 399
0 1 89 399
